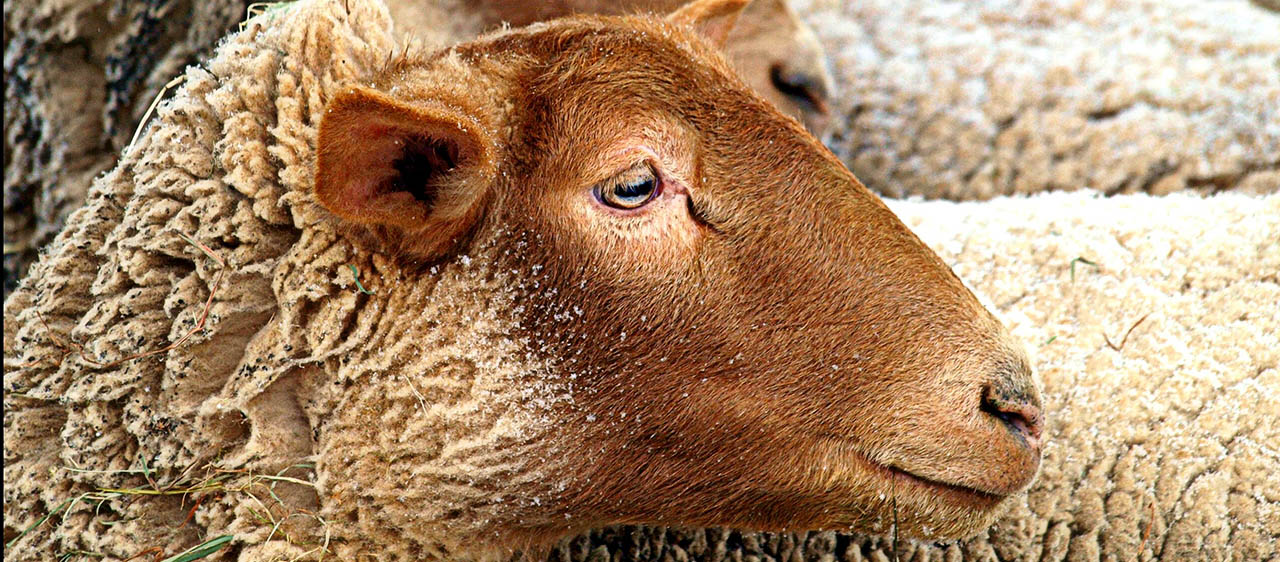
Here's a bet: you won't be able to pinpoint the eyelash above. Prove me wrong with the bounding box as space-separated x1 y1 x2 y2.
594 162 662 210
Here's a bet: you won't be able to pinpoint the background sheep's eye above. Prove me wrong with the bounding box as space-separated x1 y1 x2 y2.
596 163 660 210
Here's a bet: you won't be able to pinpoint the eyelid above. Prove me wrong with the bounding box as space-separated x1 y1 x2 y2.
607 144 661 176
612 160 656 184
594 159 660 195
594 159 661 210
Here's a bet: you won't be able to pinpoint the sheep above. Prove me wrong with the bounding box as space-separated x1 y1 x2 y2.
2 0 1043 559
8 0 1276 560
544 191 1280 561
1 0 832 298
795 0 1280 200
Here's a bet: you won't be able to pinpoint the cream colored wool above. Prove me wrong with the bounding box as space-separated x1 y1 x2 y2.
879 192 1280 561
9 0 1278 298
2 0 255 297
794 0 1280 200
3 1 1277 561
0 0 452 298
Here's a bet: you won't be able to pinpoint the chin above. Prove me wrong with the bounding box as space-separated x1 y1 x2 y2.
773 437 1025 541
801 483 1013 542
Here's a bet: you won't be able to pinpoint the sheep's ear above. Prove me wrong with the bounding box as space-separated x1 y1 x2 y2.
315 85 495 260
668 0 750 48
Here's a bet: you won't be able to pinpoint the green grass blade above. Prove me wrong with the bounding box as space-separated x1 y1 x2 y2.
5 496 74 549
162 535 234 562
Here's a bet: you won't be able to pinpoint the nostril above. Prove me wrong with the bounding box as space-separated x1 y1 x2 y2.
980 385 1044 446
769 64 830 115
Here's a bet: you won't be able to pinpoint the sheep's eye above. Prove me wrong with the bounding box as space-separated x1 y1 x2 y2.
595 162 660 210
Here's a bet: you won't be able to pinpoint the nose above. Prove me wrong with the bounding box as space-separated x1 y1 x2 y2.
979 366 1044 450
770 62 831 117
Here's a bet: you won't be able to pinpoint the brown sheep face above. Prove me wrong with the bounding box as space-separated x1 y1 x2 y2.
314 0 1041 554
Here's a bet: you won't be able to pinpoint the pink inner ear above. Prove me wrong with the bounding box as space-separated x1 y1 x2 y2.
343 124 409 211
317 92 489 231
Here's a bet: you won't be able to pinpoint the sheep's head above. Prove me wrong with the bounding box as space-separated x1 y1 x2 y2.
313 0 1041 555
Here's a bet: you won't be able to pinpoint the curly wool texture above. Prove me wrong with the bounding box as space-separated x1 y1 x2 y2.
2 0 257 297
5 2 572 559
8 0 1278 298
795 0 1280 200
0 0 451 300
7 1 439 558
3 0 1277 560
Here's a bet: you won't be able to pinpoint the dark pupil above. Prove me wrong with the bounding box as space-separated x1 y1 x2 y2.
613 177 654 204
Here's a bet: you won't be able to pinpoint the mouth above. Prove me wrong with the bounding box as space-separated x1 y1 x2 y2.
877 462 1003 504
783 434 1014 539
819 436 1007 508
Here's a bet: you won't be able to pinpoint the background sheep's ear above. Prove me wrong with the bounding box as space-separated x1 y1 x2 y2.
315 85 495 259
667 0 750 48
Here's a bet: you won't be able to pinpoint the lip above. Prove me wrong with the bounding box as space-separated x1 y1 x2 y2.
819 437 1007 508
879 462 1003 503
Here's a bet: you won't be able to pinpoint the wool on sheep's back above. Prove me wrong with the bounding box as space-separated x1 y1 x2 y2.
884 192 1279 561
798 0 1280 200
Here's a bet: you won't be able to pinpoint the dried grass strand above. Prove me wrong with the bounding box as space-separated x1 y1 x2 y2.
1104 312 1151 351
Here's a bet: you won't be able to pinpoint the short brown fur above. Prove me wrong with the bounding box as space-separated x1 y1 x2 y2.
386 0 836 134
314 0 1044 556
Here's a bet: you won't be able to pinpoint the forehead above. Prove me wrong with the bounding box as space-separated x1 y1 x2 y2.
495 20 757 168
483 18 744 114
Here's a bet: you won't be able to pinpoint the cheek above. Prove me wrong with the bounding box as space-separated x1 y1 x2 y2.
565 189 703 279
